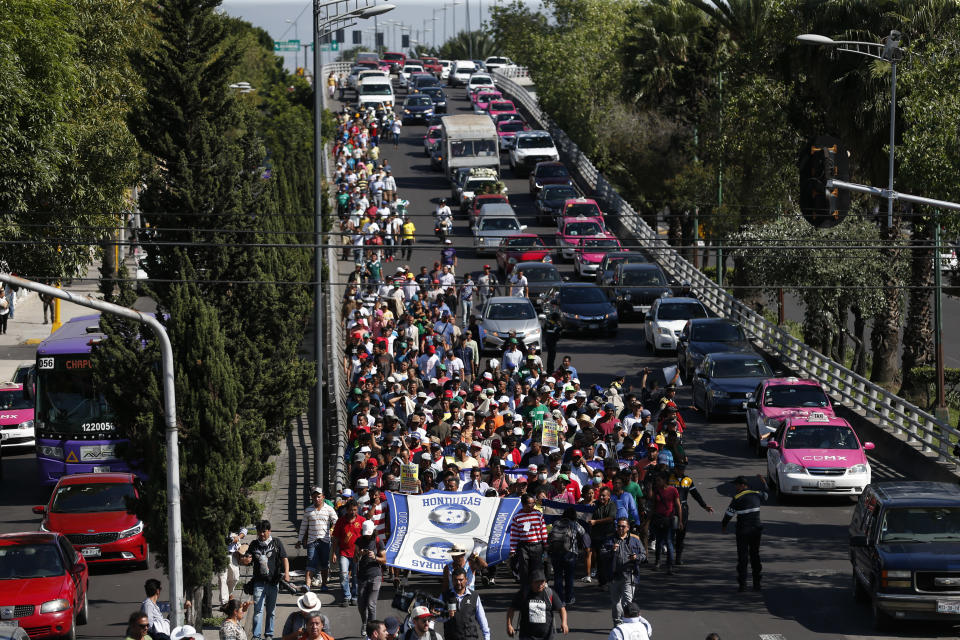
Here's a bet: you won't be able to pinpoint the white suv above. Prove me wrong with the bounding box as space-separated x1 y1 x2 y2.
466 74 496 96
509 131 560 176
484 56 513 73
450 60 477 87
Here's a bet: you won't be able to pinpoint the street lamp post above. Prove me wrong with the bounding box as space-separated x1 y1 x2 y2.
797 31 902 230
313 0 395 492
465 0 472 59
798 31 953 419
0 274 186 626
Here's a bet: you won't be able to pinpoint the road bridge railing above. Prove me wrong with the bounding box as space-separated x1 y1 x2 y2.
492 67 960 474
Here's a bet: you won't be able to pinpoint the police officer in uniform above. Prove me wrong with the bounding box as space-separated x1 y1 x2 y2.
720 475 768 592
668 462 714 565
441 567 490 640
543 312 563 374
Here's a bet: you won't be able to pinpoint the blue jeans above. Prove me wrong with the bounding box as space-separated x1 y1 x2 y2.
550 551 577 604
251 582 279 638
652 517 677 567
339 554 358 600
306 539 330 574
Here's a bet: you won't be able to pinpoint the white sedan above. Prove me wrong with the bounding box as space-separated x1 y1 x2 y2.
643 297 708 354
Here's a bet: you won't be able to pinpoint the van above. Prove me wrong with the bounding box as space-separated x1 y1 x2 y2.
849 482 960 629
449 60 477 87
357 76 394 109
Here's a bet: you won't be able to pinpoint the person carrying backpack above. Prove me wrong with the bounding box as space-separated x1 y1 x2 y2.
240 520 290 640
547 508 589 607
506 569 568 639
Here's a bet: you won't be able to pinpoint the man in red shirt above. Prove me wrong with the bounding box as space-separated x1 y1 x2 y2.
332 500 366 606
648 474 682 574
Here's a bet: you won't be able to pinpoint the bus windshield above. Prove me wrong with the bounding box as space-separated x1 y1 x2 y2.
36 355 114 435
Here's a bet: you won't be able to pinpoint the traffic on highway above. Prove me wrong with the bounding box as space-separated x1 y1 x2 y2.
1 49 960 640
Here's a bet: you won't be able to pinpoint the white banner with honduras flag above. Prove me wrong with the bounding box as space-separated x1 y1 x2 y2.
384 491 521 574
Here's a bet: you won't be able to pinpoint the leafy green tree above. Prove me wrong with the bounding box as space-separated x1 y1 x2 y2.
0 0 141 281
93 273 258 590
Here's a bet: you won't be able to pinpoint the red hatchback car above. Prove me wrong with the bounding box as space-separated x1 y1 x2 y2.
496 234 552 274
34 473 147 569
0 532 88 639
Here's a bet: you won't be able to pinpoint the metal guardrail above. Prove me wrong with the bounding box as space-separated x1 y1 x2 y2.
492 68 960 471
496 66 530 79
321 62 352 492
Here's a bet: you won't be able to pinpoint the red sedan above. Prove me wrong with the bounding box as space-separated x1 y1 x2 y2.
34 473 148 569
496 234 552 274
0 532 88 639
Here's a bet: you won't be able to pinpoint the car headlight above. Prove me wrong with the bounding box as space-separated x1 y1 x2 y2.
543 255 552 263
849 464 869 474
39 445 65 460
40 599 71 614
781 463 805 474
119 521 144 540
561 311 576 319
403 109 410 113
18 419 34 430
657 327 671 336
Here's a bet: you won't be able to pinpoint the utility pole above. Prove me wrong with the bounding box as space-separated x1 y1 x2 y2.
466 0 472 59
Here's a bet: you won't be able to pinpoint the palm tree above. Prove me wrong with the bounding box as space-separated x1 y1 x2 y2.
438 30 499 61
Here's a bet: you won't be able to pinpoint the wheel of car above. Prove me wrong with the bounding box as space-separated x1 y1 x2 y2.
77 592 89 625
703 398 711 423
851 571 870 604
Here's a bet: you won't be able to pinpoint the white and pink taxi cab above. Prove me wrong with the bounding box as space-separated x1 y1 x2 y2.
765 413 874 499
745 377 834 457
0 381 34 448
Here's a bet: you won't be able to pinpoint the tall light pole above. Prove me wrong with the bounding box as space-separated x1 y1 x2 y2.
432 9 441 49
465 0 472 59
286 19 300 70
0 274 186 627
797 31 902 231
314 0 395 492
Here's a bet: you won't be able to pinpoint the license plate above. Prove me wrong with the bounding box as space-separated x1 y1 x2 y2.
938 600 960 614
80 547 101 558
589 324 599 330
92 466 110 473
818 480 836 489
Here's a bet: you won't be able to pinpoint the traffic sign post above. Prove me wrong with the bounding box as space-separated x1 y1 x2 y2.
273 39 301 52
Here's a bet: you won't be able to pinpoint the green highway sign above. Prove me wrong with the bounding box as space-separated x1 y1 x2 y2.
273 39 301 52
320 41 339 52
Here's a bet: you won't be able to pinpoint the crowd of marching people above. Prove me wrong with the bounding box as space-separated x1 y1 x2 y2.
297 103 734 640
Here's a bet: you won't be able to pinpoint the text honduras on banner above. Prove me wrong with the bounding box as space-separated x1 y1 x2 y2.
385 491 521 575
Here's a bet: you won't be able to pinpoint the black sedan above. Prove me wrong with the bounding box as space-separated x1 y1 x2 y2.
529 161 574 195
677 317 754 380
609 263 672 320
515 261 565 307
420 86 447 113
692 351 773 420
596 251 650 288
400 95 435 124
535 184 581 224
541 283 618 336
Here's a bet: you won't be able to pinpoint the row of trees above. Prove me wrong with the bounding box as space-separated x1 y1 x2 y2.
489 0 960 399
1 0 316 594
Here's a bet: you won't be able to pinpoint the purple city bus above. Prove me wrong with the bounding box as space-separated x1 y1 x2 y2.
33 313 128 484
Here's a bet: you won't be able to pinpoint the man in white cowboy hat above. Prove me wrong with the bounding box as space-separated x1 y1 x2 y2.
169 625 204 640
280 590 330 640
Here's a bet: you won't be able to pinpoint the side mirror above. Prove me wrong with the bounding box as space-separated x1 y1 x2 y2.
863 442 876 450
767 440 779 450
32 506 45 515
849 534 868 547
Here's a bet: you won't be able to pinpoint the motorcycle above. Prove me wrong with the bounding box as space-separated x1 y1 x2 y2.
434 216 452 242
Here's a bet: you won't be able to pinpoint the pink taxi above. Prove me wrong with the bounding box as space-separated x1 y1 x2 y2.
574 234 621 278
0 382 35 449
555 216 605 261
745 377 834 457
561 197 604 221
487 100 519 120
472 90 503 113
766 413 874 499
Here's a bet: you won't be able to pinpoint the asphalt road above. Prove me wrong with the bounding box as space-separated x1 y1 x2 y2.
1 81 957 640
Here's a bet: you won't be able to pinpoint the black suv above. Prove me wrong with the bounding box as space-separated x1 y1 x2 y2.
849 481 960 629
